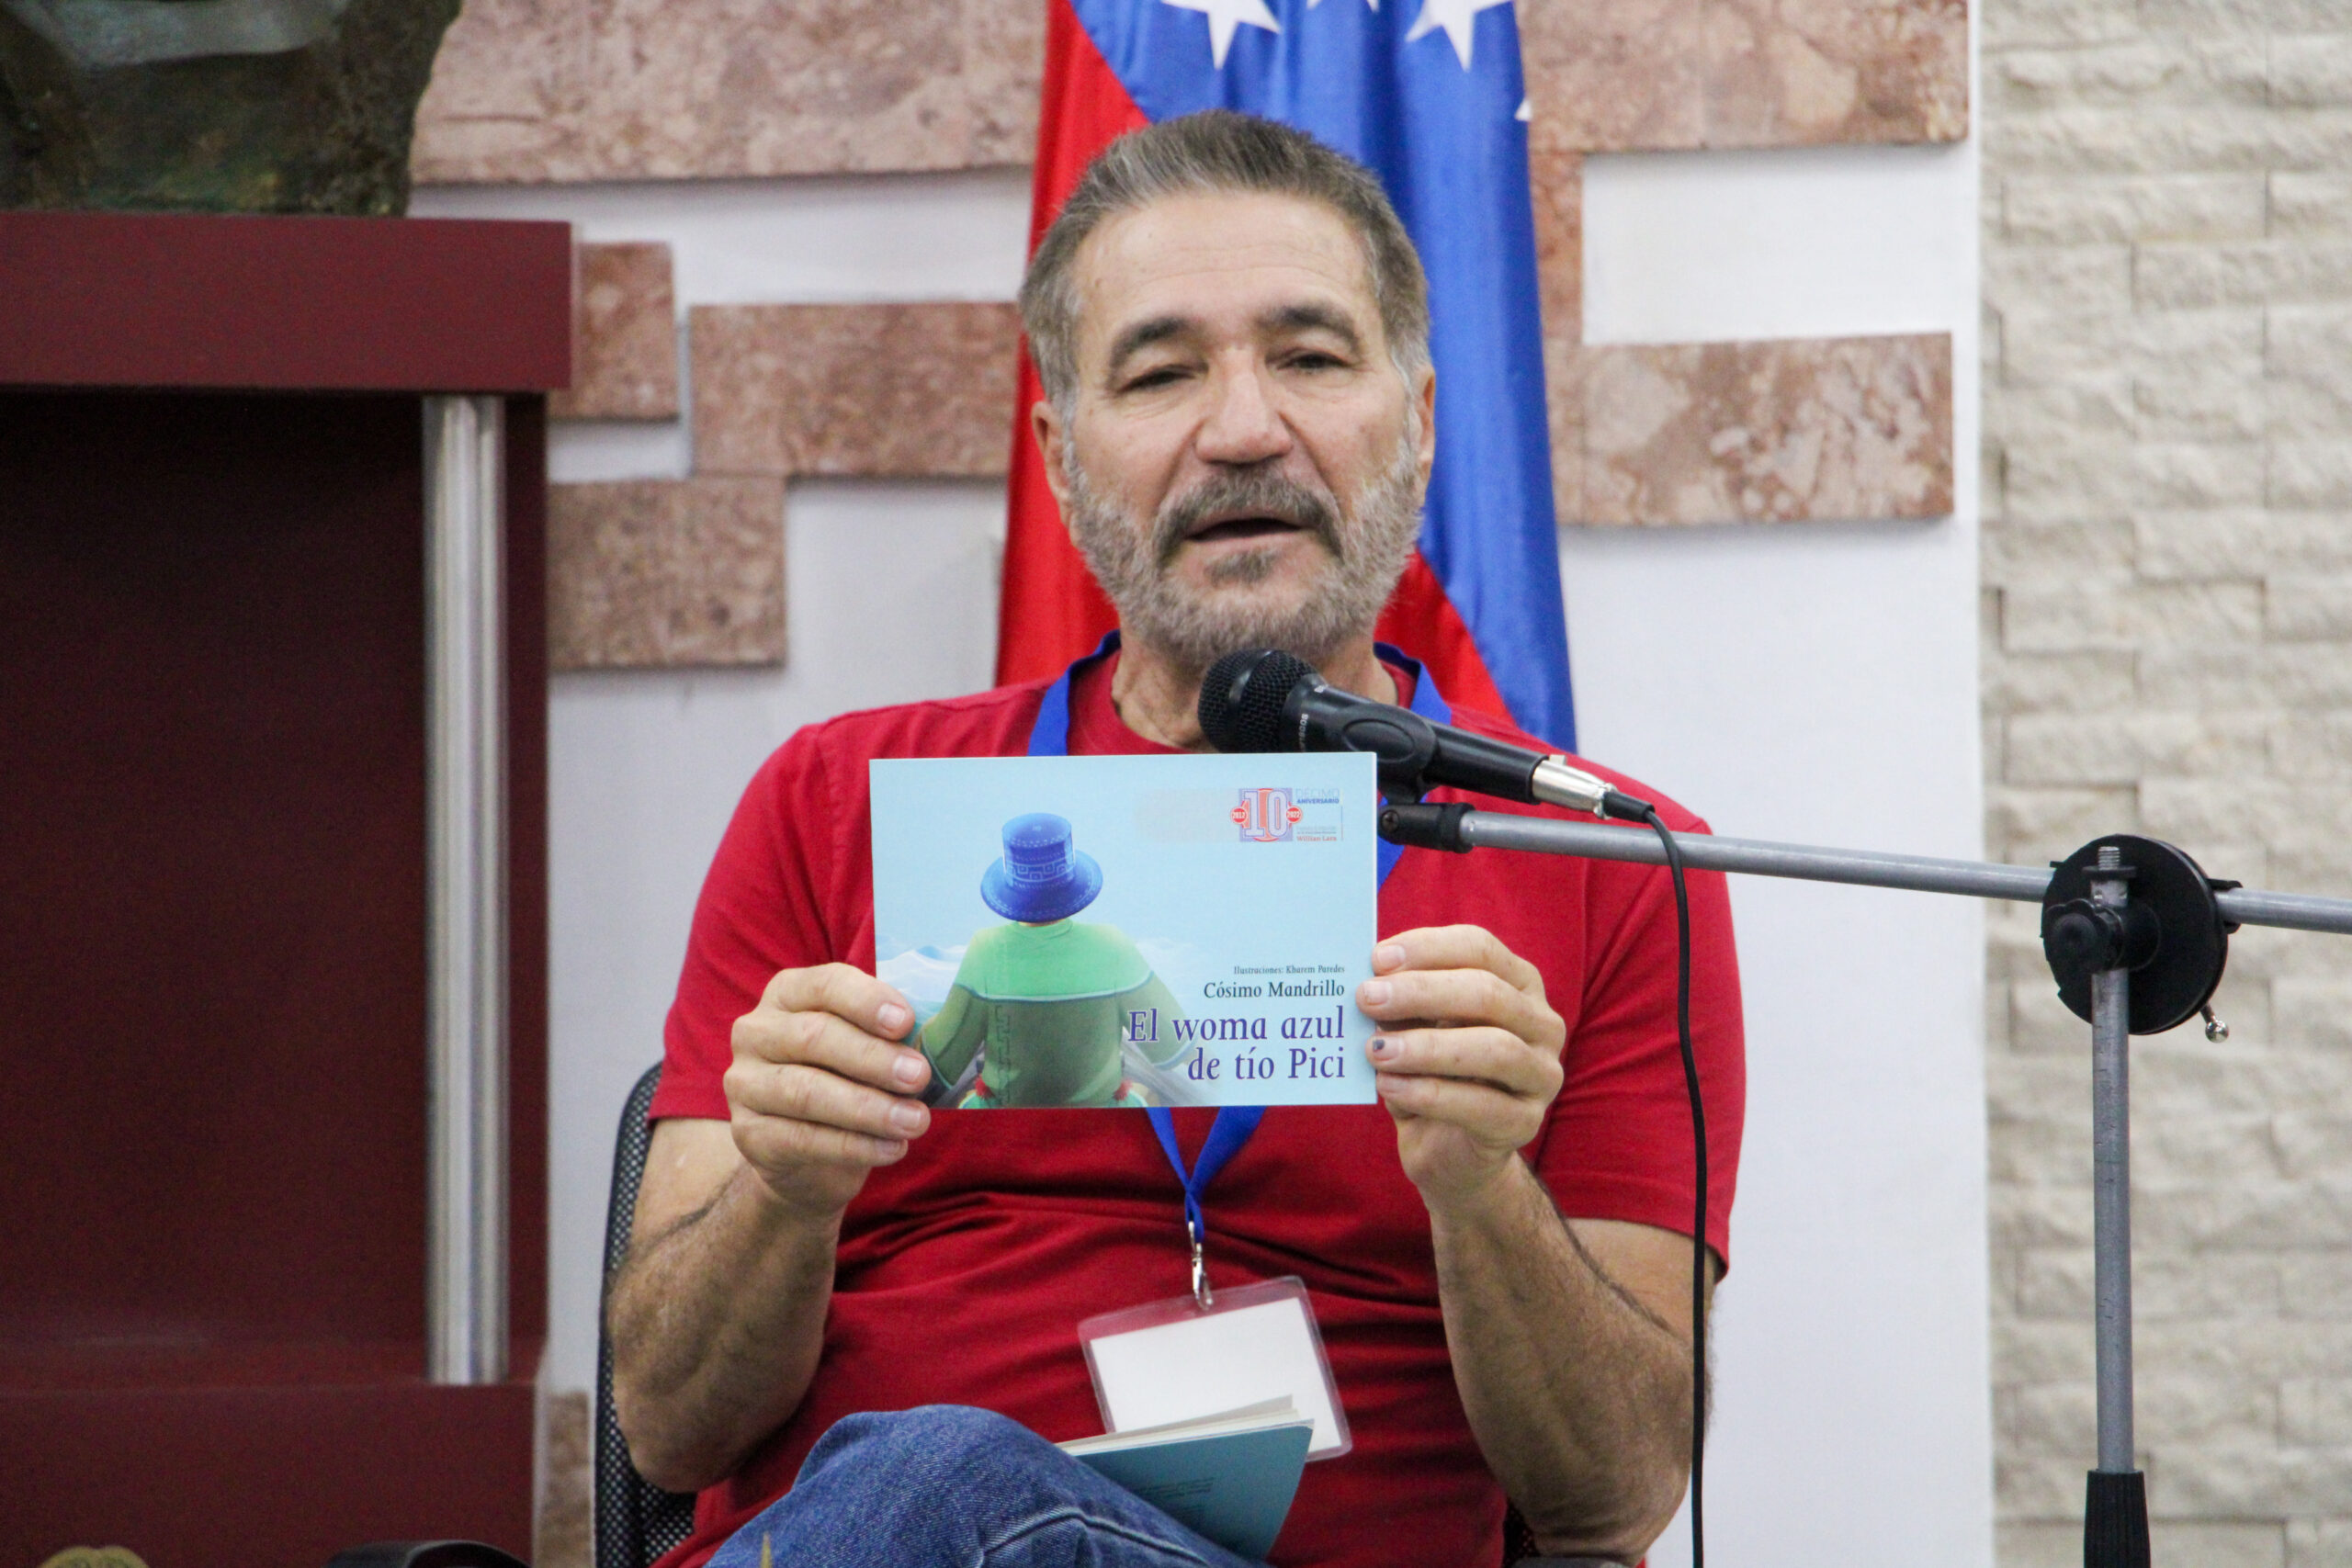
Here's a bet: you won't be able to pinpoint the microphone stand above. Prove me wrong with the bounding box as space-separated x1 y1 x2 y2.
1378 802 2352 1568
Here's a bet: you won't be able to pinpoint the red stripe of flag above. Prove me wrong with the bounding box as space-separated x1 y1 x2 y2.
995 0 1143 687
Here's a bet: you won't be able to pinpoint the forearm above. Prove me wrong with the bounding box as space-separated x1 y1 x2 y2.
1430 1161 1693 1562
607 1164 842 1493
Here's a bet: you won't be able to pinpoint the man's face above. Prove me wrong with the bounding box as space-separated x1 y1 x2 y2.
1035 189 1438 674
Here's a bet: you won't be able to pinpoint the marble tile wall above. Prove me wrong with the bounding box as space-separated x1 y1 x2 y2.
690 303 1023 479
1560 333 1954 525
413 0 1964 183
547 476 787 669
413 0 1042 183
1530 142 1584 348
542 299 1022 668
550 243 678 422
1695 0 1969 148
1514 0 1969 152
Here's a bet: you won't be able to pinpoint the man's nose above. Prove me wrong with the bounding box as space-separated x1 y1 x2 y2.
1193 362 1293 466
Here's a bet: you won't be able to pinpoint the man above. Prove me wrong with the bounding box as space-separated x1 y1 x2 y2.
610 110 1745 1568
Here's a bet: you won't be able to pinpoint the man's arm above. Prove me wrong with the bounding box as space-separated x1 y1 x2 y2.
1357 926 1710 1563
606 964 935 1493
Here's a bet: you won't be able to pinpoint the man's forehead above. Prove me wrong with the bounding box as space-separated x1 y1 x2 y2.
1072 190 1381 353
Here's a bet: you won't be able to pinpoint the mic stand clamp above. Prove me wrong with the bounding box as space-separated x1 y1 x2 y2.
1377 796 1476 853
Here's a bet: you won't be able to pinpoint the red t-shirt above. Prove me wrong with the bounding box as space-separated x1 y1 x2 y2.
650 653 1745 1568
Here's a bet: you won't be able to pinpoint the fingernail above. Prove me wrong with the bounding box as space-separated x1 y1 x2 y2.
1374 943 1406 973
893 1053 930 1088
1368 1036 1395 1058
878 1002 912 1035
890 1102 927 1134
1359 979 1391 1007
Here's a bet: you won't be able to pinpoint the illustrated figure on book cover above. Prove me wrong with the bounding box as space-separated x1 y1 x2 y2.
917 813 1187 1108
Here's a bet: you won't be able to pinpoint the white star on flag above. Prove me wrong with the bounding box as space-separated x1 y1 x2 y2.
1162 0 1281 67
1405 0 1512 68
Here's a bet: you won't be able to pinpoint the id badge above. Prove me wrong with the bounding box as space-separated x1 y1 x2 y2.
1077 1277 1352 1460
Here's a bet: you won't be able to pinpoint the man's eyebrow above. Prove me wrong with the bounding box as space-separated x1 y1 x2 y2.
1104 315 1192 378
1262 302 1365 353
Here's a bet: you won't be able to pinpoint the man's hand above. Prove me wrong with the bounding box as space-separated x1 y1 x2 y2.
1354 925 1567 1213
725 963 937 1220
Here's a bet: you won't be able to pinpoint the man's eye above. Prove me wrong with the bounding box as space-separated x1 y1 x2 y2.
1286 351 1349 371
1121 367 1189 392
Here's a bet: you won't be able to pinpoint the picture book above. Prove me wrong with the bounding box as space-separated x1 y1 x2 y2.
870 752 1381 1109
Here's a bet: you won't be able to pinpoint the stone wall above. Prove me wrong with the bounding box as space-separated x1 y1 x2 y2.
1982 2 2352 1562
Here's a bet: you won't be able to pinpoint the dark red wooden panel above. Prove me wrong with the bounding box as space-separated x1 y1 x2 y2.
0 1379 536 1567
0 212 571 393
503 394 550 1352
0 391 431 1357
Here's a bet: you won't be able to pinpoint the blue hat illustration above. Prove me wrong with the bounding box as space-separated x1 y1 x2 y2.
980 813 1102 923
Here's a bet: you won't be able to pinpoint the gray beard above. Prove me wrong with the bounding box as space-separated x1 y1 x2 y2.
1061 441 1425 680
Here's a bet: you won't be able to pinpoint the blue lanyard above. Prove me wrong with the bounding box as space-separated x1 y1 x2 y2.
1024 632 1452 1270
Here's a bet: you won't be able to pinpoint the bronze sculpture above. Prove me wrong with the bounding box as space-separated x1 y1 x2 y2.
0 0 458 212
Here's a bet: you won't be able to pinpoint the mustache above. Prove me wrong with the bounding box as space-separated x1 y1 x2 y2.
1151 468 1343 569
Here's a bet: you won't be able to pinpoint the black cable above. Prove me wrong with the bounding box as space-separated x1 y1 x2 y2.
1640 804 1706 1568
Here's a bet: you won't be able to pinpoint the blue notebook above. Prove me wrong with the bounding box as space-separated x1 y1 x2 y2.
1057 1400 1316 1560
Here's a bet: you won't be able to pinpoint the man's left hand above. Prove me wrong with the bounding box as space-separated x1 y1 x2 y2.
1355 925 1567 1213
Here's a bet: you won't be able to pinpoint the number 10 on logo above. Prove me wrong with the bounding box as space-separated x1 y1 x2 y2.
1232 787 1303 843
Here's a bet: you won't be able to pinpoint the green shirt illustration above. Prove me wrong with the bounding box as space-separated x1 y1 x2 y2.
916 810 1187 1109
919 919 1186 1107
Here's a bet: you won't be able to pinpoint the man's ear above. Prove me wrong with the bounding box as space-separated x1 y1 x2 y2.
1031 399 1076 530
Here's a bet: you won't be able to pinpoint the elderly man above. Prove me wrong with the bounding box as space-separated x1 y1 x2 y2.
610 110 1745 1568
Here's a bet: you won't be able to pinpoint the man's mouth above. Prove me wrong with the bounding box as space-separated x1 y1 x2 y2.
1152 471 1344 569
1183 513 1306 546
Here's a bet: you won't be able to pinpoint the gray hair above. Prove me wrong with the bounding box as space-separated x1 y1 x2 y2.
1019 110 1431 414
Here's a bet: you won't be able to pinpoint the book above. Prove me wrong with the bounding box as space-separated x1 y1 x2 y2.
869 753 1382 1110
1057 1398 1315 1560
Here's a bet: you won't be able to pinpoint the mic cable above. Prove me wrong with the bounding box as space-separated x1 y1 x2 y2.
1199 647 1710 1565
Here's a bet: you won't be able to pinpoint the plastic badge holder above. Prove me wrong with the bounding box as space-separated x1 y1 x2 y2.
1077 1276 1352 1461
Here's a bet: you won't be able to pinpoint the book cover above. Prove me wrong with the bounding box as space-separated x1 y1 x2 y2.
870 753 1380 1109
1058 1404 1315 1561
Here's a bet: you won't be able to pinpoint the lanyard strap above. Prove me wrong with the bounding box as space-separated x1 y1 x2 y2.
1150 1104 1266 1308
1023 632 1453 1302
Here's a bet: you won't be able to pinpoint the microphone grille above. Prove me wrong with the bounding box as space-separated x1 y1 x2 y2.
1199 648 1317 752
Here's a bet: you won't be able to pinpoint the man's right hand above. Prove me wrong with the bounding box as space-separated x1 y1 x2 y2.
723 963 936 1219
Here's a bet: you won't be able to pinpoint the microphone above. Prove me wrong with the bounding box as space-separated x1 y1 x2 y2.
1198 648 1653 820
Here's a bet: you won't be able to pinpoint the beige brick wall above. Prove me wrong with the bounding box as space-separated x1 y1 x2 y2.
1984 0 2352 1562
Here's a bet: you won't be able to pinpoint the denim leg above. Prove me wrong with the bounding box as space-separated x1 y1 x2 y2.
706 1405 1270 1568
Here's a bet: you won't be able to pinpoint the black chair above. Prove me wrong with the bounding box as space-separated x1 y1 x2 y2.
596 1062 700 1568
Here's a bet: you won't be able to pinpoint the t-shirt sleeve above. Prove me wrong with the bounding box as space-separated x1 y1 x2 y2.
650 728 847 1122
1530 816 1747 1269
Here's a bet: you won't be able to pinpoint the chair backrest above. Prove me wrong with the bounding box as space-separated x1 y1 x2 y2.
595 1063 699 1568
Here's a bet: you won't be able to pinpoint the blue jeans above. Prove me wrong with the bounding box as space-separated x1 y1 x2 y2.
706 1405 1269 1568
